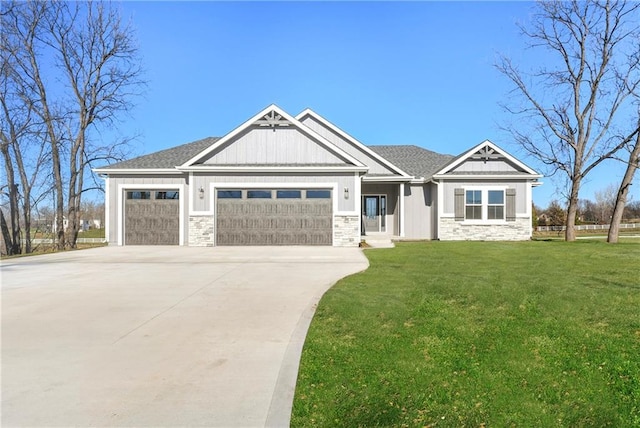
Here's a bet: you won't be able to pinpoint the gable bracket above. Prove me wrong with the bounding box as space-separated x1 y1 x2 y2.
253 110 291 131
471 146 504 163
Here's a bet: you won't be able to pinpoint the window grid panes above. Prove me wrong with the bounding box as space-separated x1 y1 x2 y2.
465 190 482 220
487 190 505 220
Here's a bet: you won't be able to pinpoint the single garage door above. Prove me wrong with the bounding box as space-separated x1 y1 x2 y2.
216 189 333 245
124 190 179 245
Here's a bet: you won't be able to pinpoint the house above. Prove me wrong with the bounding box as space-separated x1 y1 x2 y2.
94 105 542 246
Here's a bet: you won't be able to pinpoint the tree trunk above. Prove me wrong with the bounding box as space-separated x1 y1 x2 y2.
608 131 640 243
565 180 581 242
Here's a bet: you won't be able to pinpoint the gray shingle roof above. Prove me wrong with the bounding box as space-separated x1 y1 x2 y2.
367 145 454 179
100 137 219 169
99 138 452 180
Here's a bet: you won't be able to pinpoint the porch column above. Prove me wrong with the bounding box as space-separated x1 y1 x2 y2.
399 182 405 237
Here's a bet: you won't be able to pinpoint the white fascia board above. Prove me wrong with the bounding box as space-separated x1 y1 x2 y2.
431 174 543 180
295 109 414 178
177 165 369 173
433 140 542 176
93 168 182 175
361 176 414 182
181 104 367 169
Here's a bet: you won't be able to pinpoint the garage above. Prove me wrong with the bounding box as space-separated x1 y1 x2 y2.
216 188 333 245
124 190 179 245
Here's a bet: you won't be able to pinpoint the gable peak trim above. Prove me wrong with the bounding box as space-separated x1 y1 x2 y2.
434 139 541 177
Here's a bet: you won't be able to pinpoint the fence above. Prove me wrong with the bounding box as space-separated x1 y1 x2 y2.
32 238 106 244
537 223 639 232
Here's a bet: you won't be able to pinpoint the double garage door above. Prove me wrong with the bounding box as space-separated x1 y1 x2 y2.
216 188 333 246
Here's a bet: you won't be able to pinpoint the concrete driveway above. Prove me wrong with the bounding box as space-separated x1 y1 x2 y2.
1 246 368 427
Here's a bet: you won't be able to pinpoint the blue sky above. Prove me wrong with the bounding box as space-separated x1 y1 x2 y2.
110 1 638 208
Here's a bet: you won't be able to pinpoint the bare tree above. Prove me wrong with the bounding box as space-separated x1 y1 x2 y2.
593 183 618 224
497 0 640 241
608 125 640 242
1 1 143 249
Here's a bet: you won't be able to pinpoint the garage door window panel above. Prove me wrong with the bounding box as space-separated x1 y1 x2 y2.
218 190 242 199
248 190 273 199
277 190 302 199
127 191 151 200
306 190 331 199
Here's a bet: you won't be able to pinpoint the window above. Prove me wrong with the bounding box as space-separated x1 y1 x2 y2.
156 191 179 200
276 190 301 199
127 191 151 200
306 190 331 199
487 190 505 220
465 190 482 220
247 190 272 199
218 190 242 199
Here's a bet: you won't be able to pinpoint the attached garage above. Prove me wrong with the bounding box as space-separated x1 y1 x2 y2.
216 188 333 245
124 190 180 245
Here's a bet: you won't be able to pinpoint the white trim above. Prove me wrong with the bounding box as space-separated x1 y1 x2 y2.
399 182 405 237
296 108 414 178
177 165 368 173
181 104 367 169
432 174 543 180
104 176 110 244
362 175 413 182
117 183 185 246
354 172 362 237
93 168 182 175
435 180 443 240
460 186 508 224
433 140 542 177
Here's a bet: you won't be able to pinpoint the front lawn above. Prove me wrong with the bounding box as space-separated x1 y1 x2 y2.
292 241 640 427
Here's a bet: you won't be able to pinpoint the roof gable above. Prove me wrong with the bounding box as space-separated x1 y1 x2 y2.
182 105 366 169
433 140 542 178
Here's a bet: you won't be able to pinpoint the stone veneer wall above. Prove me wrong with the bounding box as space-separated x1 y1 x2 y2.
333 215 360 247
439 217 531 241
189 215 215 246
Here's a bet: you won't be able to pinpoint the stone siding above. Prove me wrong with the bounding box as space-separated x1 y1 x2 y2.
189 215 215 246
439 217 531 241
333 215 360 247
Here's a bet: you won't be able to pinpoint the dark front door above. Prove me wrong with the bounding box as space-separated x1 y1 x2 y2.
362 195 386 233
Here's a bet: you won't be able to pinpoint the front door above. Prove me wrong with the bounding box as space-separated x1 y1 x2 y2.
362 195 386 233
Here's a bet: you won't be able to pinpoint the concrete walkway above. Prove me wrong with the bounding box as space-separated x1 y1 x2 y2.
1 246 368 427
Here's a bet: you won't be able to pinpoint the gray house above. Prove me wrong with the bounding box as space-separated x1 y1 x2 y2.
95 105 542 246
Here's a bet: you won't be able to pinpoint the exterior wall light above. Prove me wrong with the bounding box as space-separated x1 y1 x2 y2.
344 187 349 199
198 186 205 199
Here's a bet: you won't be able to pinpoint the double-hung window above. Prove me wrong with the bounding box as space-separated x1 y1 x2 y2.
465 190 482 220
463 188 506 221
487 190 505 220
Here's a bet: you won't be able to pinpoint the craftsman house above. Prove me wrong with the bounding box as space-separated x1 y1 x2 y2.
94 105 542 246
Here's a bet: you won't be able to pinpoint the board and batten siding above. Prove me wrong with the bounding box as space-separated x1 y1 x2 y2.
201 127 347 165
402 183 435 239
441 180 528 216
191 172 358 213
106 175 187 244
300 115 402 176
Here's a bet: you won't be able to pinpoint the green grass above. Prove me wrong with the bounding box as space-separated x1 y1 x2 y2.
291 241 640 427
